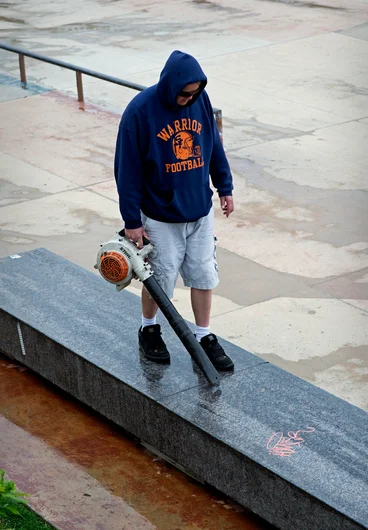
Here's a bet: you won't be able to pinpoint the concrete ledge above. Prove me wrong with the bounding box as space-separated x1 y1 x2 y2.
0 249 367 530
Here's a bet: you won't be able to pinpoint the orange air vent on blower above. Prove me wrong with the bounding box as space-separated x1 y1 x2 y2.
99 251 130 283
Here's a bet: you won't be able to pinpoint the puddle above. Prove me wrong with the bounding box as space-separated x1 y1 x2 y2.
257 0 346 9
191 0 243 13
0 15 25 23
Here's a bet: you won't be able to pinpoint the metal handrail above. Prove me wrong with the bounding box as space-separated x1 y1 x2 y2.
0 42 223 138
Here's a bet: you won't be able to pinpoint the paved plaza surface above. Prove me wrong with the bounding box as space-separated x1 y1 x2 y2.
0 0 367 414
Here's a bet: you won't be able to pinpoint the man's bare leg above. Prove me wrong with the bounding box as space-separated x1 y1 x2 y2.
142 285 158 319
191 288 212 327
191 287 234 370
139 285 170 363
143 286 212 327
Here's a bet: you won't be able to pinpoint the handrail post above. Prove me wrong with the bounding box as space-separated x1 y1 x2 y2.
19 54 27 86
214 108 223 144
76 71 84 103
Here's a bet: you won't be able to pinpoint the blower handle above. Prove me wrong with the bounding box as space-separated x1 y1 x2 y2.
118 228 151 247
143 275 220 386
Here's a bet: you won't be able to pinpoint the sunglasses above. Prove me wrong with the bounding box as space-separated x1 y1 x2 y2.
178 86 201 98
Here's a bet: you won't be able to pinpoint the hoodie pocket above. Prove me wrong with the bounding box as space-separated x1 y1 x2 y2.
165 185 213 215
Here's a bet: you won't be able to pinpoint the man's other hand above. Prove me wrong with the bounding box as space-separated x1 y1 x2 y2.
220 196 234 217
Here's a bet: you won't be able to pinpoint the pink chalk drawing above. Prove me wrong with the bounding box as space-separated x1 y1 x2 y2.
267 427 315 457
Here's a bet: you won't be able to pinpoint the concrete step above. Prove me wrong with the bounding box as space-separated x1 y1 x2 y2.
0 248 367 530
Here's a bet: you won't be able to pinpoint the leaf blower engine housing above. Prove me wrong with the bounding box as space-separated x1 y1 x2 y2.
95 230 154 291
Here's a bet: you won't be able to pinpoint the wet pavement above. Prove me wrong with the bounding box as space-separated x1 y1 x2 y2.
0 353 274 530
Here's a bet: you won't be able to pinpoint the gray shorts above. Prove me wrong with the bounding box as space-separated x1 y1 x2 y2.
142 208 219 298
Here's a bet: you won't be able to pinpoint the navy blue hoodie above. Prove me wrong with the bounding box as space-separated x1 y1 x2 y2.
114 50 233 229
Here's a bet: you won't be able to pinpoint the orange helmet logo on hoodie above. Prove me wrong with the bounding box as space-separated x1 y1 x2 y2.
173 131 195 160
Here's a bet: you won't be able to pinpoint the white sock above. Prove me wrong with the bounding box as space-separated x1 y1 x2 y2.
142 315 156 328
195 325 210 342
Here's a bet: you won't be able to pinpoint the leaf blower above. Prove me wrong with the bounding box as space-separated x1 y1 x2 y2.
95 230 220 386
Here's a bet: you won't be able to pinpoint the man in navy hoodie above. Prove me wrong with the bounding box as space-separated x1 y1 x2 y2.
114 50 234 371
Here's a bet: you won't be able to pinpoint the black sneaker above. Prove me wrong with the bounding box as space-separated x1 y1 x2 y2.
138 324 170 364
200 333 234 371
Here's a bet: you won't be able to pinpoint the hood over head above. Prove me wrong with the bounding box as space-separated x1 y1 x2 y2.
157 50 207 109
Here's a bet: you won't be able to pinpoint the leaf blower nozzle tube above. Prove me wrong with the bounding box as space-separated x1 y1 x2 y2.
143 276 220 386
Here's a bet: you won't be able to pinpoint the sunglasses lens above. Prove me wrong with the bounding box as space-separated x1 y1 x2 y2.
179 87 200 98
